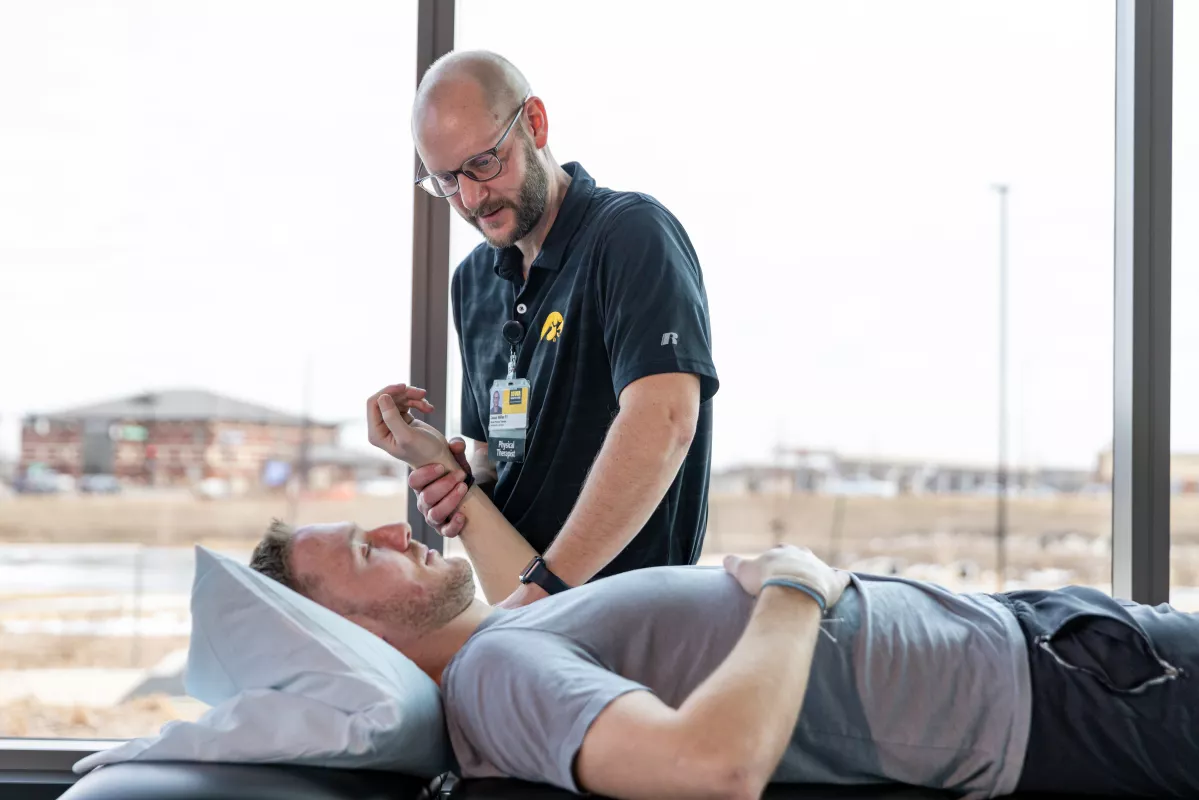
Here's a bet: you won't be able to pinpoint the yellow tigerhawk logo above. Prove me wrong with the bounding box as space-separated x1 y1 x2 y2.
540 311 564 342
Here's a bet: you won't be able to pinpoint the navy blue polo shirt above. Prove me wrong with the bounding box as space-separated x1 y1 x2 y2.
450 162 719 579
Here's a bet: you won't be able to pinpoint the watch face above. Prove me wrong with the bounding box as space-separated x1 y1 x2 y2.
520 556 540 582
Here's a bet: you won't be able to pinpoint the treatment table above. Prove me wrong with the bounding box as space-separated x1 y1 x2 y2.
53 761 1106 799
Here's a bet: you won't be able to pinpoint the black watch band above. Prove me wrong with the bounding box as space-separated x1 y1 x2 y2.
519 556 571 595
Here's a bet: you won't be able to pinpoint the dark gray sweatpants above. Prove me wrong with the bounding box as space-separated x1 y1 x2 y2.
992 586 1199 796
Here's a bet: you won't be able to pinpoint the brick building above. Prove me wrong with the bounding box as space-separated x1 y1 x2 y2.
19 389 351 492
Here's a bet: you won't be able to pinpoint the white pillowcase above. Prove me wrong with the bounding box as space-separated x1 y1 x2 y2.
74 545 455 778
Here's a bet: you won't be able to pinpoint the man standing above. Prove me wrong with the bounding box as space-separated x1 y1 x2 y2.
408 50 718 608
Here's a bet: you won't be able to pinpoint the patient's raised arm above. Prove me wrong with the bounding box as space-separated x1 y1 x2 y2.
367 384 537 602
365 385 456 471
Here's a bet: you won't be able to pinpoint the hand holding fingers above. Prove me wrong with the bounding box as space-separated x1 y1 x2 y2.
385 385 435 417
373 393 452 467
439 512 466 538
408 463 448 492
416 492 466 539
381 385 433 420
424 473 469 525
367 384 426 445
419 470 465 509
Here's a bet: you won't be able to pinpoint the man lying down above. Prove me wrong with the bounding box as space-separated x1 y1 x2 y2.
250 385 1199 800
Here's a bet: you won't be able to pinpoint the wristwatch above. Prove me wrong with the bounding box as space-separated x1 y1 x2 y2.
518 555 571 595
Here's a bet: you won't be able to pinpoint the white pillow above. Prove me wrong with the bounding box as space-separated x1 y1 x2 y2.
74 545 455 778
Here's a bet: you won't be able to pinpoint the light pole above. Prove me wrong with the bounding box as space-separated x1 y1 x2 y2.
131 392 158 487
992 183 1010 591
287 356 314 525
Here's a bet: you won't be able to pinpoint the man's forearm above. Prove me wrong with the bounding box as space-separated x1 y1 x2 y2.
454 485 537 603
676 587 822 793
542 406 693 585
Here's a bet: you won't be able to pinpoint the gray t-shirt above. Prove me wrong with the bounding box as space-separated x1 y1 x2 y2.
442 566 1031 799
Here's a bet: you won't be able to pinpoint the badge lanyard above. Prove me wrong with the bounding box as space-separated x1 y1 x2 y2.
488 313 531 463
502 319 522 380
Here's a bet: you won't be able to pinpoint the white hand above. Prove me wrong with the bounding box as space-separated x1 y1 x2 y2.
723 544 850 608
365 384 453 470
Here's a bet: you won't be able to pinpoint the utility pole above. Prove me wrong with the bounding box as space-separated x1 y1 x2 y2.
287 356 314 525
992 183 1010 591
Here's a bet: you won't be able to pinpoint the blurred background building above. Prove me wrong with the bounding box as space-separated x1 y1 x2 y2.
711 447 1099 497
16 389 396 496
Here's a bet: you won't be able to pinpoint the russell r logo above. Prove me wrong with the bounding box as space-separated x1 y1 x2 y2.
661 332 678 346
540 311 564 342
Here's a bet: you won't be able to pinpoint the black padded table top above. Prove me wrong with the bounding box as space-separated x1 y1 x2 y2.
57 762 437 800
447 776 958 798
447 777 1080 799
57 763 1108 800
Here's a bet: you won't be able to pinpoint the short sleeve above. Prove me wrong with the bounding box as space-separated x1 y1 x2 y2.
597 201 719 402
451 266 487 442
443 630 649 792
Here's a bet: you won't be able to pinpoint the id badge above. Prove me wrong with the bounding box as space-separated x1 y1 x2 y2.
488 378 530 463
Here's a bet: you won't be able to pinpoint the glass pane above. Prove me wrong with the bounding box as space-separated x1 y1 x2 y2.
1171 1 1199 608
0 1 416 738
451 0 1113 590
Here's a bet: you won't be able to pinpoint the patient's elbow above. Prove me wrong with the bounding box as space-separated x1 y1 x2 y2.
704 764 765 800
686 744 769 800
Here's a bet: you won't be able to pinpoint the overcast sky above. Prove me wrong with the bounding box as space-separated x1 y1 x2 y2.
1 1 1196 473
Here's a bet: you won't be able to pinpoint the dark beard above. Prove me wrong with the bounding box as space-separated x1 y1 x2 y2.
473 136 549 249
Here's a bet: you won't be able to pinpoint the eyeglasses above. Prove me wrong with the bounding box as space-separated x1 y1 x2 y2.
414 93 531 199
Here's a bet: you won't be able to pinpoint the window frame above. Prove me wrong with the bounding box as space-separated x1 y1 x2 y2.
1112 0 1173 605
407 0 455 553
0 0 1176 785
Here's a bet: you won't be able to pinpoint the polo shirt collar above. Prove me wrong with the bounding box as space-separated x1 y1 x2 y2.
491 162 596 279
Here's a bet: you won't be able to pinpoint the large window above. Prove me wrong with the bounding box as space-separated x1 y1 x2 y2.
450 0 1115 592
2 0 1148 760
1171 1 1199 608
0 1 417 739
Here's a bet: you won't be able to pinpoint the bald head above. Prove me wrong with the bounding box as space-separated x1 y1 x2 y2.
410 50 555 250
413 50 530 136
